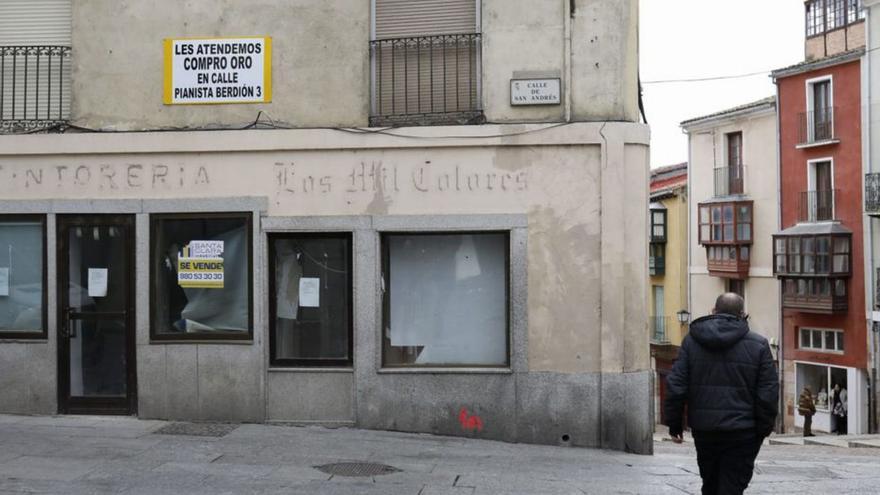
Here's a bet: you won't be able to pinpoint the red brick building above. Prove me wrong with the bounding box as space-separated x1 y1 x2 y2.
772 2 868 433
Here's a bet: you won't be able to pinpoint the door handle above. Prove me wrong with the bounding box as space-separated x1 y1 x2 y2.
61 307 76 339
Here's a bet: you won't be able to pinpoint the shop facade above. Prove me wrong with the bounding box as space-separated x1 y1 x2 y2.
0 0 651 453
0 122 652 451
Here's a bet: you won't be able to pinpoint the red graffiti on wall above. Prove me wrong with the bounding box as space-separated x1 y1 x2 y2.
459 408 484 432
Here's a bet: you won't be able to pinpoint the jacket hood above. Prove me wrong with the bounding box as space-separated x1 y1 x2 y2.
688 314 750 350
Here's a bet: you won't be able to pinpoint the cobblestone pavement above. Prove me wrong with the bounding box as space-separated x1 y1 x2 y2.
0 414 878 494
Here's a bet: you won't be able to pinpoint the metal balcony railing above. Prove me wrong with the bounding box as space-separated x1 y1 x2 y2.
1 46 71 133
714 164 745 197
650 316 672 343
866 173 880 216
649 252 665 276
798 107 836 144
370 33 482 126
798 189 838 223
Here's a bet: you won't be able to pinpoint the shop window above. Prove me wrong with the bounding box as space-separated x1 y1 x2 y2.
150 213 252 341
269 234 352 367
382 232 508 367
0 216 46 338
799 327 844 352
797 363 848 412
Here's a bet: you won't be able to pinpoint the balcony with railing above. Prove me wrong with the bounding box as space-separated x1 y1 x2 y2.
866 173 880 217
370 33 482 127
798 189 838 223
650 316 672 343
798 107 837 146
713 164 745 197
649 244 665 276
1 46 71 133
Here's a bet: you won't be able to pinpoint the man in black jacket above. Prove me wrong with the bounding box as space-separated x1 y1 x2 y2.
664 293 779 495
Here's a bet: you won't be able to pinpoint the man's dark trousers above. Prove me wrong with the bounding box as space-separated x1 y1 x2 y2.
692 430 762 495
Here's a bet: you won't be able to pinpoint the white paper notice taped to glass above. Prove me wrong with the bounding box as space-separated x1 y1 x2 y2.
298 278 320 307
0 267 9 297
88 268 108 297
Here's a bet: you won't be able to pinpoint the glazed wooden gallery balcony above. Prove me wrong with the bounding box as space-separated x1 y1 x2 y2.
698 200 753 278
773 228 852 314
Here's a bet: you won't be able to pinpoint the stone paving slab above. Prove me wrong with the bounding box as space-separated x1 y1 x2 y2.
0 414 878 494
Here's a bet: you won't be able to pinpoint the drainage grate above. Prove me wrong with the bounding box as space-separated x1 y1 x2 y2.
153 422 240 437
314 462 400 477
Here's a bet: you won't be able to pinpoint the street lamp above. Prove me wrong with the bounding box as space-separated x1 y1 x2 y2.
676 309 690 325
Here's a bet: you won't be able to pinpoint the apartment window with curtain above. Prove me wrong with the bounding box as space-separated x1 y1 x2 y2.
370 0 482 126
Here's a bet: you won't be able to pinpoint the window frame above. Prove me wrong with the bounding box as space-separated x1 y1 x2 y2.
0 214 48 340
149 211 254 342
772 234 851 277
267 232 354 368
380 230 511 369
806 0 864 38
798 327 845 353
698 200 752 245
650 208 667 243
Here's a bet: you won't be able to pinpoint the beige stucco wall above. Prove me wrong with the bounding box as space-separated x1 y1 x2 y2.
685 107 780 343
69 0 639 130
0 122 649 374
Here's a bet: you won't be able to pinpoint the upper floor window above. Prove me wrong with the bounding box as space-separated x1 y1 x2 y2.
806 0 864 38
0 0 72 132
800 78 835 145
650 205 667 243
715 132 744 196
698 201 752 245
370 0 482 126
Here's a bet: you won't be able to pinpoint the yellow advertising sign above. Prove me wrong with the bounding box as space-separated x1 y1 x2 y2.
163 36 272 105
177 257 225 288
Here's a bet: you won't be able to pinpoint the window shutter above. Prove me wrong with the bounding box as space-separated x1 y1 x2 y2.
0 0 72 46
375 0 477 39
372 0 480 123
0 1 71 124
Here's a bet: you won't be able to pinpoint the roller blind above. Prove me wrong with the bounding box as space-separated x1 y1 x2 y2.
0 0 72 46
375 0 477 39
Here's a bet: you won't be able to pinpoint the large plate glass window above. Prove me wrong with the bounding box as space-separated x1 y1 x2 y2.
382 232 509 367
269 234 352 367
150 213 252 341
0 216 46 338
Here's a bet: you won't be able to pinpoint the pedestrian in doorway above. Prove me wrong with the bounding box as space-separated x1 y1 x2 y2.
832 384 848 435
798 386 816 437
664 293 779 495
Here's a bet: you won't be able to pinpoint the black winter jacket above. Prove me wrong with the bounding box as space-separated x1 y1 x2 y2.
663 314 779 436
